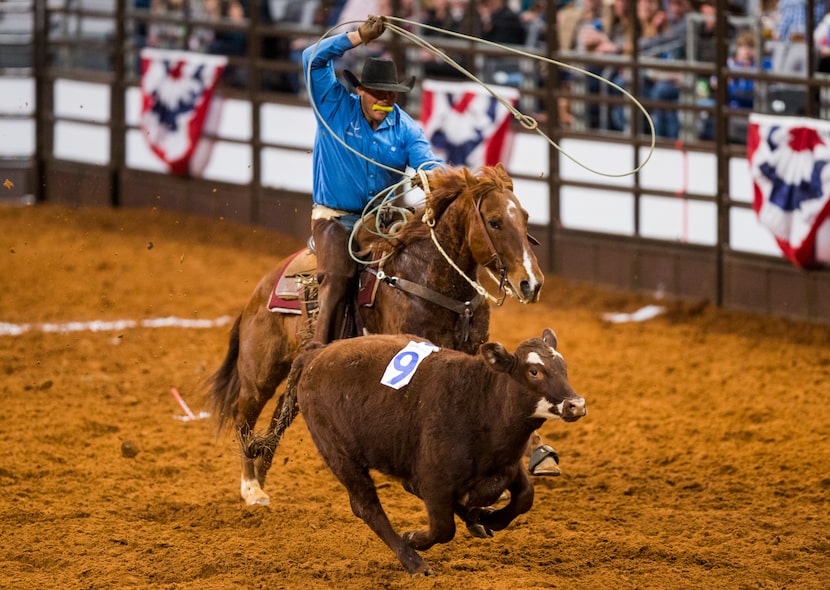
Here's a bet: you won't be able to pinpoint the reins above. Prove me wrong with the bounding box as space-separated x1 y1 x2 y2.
364 266 485 344
418 168 508 306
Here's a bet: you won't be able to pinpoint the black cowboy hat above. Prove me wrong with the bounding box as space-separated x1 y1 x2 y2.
344 58 415 93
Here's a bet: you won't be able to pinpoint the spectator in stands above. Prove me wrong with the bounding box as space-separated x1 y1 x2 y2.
697 30 758 140
331 0 394 74
134 0 152 49
692 0 717 63
519 0 549 50
477 0 526 44
605 0 668 132
147 0 217 52
573 0 618 128
301 15 442 344
639 0 693 138
211 1 247 84
723 30 758 109
188 0 218 53
266 0 321 92
476 0 527 85
419 0 470 79
147 0 187 49
775 0 827 42
521 0 579 126
572 0 632 130
769 0 827 73
550 0 583 53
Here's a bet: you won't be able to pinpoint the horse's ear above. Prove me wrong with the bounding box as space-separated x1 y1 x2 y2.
480 342 515 374
463 167 478 187
542 328 558 350
493 162 513 190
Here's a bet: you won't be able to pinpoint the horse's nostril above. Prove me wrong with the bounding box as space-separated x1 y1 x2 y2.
520 281 540 301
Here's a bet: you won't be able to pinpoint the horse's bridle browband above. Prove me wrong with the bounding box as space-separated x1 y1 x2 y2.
365 267 485 344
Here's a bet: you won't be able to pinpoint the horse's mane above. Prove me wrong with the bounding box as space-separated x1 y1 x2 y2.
355 164 513 258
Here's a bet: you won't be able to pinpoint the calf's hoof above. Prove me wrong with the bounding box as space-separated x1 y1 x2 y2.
397 536 433 576
411 563 435 577
466 522 494 538
529 444 561 477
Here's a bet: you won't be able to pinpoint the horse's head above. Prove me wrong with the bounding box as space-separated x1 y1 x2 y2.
441 163 543 304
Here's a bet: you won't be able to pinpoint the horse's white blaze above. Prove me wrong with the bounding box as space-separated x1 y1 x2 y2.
506 200 519 220
526 351 544 365
522 249 542 289
241 477 271 506
532 398 563 420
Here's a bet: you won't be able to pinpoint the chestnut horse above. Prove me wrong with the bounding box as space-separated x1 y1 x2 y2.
206 164 546 506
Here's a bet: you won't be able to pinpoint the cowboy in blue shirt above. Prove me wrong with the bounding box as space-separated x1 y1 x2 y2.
301 15 442 344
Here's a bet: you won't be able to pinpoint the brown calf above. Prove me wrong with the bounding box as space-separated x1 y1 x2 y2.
262 328 586 575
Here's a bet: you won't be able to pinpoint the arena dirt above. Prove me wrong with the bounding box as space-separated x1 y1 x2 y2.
1 204 829 589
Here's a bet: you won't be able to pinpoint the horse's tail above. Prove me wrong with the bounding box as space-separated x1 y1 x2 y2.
205 313 242 434
248 342 324 464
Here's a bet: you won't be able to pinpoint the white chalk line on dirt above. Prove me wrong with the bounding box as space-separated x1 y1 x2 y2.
0 315 234 336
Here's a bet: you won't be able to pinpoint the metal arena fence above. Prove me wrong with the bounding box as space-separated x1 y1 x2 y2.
1 0 829 324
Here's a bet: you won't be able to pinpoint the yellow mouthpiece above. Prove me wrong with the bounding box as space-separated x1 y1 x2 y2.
372 104 393 112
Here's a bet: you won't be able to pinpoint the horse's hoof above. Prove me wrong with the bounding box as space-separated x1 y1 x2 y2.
241 479 271 506
246 494 271 506
529 444 561 476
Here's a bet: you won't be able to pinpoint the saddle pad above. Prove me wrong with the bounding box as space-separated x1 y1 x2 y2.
268 249 315 313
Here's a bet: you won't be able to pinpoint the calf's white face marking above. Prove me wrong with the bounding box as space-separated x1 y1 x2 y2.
526 347 569 420
532 398 562 420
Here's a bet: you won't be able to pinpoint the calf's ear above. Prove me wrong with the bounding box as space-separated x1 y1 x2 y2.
542 328 558 350
480 342 516 373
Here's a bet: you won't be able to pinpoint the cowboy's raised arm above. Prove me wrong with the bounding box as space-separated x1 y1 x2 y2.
301 15 386 114
301 33 354 119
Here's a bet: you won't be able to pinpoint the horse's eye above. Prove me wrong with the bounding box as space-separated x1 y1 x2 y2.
528 368 541 379
489 220 501 230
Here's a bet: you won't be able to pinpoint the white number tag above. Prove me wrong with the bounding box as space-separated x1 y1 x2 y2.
380 341 440 390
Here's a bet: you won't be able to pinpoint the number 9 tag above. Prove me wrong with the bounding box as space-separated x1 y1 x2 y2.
380 341 440 390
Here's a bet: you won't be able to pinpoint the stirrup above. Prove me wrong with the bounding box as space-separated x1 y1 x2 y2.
529 444 561 477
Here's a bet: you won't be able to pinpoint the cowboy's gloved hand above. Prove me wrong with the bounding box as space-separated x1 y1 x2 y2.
358 15 385 45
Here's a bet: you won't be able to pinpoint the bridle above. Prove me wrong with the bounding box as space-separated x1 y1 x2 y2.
419 175 511 307
470 193 509 299
366 174 523 345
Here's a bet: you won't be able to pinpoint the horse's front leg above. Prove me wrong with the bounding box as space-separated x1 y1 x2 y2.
478 468 535 532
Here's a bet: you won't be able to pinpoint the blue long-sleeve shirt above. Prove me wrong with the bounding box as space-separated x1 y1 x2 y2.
302 34 440 212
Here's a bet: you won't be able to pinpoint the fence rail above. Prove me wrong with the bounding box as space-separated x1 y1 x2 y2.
2 0 830 324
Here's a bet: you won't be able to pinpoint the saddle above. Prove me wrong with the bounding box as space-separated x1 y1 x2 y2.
267 247 382 316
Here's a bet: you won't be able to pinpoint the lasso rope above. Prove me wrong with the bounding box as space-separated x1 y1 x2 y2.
380 16 656 178
307 16 656 298
307 18 656 181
